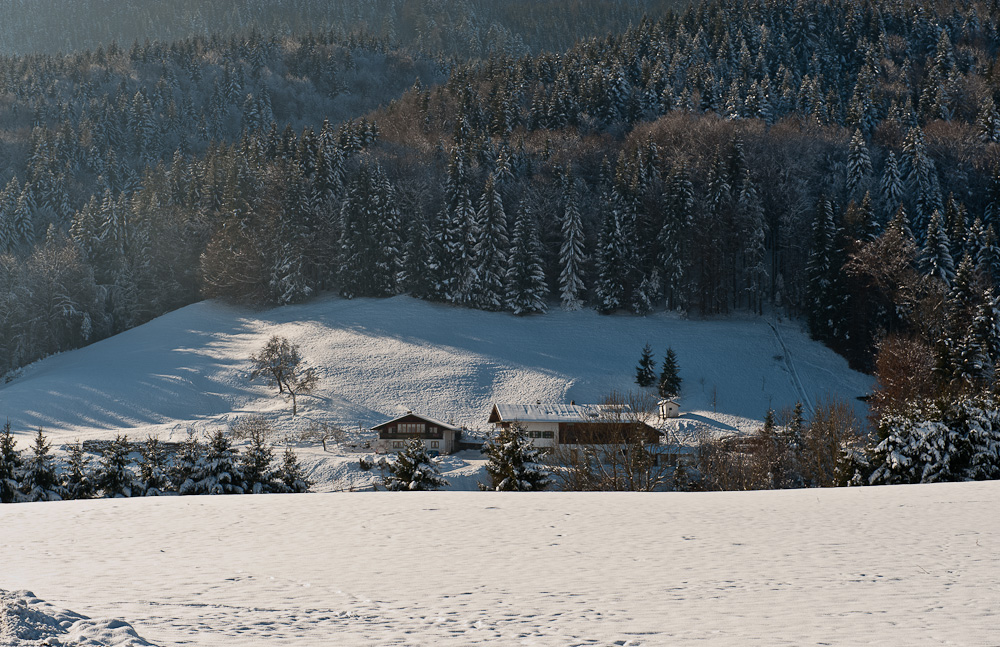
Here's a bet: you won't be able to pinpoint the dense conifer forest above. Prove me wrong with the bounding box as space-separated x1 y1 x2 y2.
1 0 999 422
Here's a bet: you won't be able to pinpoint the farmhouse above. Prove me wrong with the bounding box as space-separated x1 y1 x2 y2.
487 402 661 449
372 411 461 455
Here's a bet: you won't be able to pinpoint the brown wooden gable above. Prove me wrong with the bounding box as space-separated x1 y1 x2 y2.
373 412 457 440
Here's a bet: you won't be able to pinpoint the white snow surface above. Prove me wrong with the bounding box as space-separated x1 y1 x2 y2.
1 483 999 646
0 294 871 446
0 589 153 646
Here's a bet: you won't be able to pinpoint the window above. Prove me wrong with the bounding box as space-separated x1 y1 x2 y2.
529 430 543 438
542 431 554 439
430 441 439 449
398 423 425 435
392 441 403 449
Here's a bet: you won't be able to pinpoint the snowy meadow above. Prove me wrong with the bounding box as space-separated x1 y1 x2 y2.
2 483 999 646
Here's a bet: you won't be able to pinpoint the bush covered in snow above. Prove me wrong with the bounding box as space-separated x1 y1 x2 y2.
869 398 1000 485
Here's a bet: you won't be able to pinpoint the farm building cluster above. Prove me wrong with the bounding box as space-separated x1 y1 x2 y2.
372 399 687 462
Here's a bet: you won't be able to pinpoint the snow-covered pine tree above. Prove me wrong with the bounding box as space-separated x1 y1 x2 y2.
658 347 682 399
920 210 955 285
138 436 172 496
241 423 278 494
635 343 657 387
880 151 904 216
479 424 551 492
658 164 693 311
943 196 969 260
505 203 548 315
192 429 244 495
0 420 23 503
401 208 434 299
846 129 873 198
806 195 848 343
978 94 1000 143
20 428 64 502
739 169 767 313
275 446 311 493
380 438 448 491
96 435 136 498
558 172 586 311
472 174 509 310
869 397 1000 484
431 145 475 303
338 162 386 298
172 430 203 495
595 187 629 314
63 441 95 500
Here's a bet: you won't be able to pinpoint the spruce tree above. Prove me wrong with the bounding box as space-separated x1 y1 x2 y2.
380 439 448 491
479 425 551 492
847 129 873 198
558 173 586 311
920 210 955 285
20 428 64 502
505 204 548 315
275 446 311 493
172 431 203 495
595 188 629 314
63 441 95 501
0 420 23 503
635 343 657 387
241 424 278 494
193 429 244 495
658 348 682 399
138 436 172 496
96 435 136 498
472 174 509 311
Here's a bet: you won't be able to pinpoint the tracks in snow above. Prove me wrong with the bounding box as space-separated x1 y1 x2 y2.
766 320 813 416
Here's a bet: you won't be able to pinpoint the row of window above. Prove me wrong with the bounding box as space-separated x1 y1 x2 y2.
528 431 555 439
391 440 440 449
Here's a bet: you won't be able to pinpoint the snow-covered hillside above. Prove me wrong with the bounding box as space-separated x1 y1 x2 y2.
0 295 872 447
2 482 998 646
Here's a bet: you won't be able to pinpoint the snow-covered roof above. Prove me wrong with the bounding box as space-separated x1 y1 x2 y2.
489 403 626 424
372 412 462 432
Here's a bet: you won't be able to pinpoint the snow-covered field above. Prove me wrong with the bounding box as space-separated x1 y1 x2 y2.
0 294 873 491
2 482 998 646
0 294 871 442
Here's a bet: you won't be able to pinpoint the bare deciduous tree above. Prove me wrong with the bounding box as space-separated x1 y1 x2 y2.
249 336 318 416
299 420 346 452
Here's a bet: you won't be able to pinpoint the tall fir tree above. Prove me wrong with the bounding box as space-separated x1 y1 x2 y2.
472 174 509 311
0 421 23 504
658 347 682 399
505 204 548 315
20 428 64 502
558 173 586 311
635 343 657 387
920 209 956 286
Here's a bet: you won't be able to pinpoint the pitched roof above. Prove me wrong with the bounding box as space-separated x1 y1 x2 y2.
489 403 627 424
371 412 462 431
